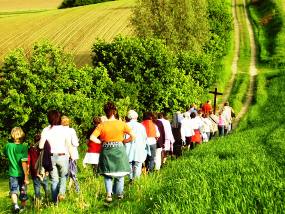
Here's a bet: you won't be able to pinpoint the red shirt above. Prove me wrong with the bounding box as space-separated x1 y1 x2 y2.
202 103 212 114
87 140 102 153
28 147 40 178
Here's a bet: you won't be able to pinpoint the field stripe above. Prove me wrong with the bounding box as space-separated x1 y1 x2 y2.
0 0 135 65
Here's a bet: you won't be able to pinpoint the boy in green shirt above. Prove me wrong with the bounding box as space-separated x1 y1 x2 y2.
4 127 29 213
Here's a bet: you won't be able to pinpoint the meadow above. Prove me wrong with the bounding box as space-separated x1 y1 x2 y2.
0 0 134 66
0 0 285 213
0 0 62 11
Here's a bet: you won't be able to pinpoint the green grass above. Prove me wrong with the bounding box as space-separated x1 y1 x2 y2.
1 0 285 213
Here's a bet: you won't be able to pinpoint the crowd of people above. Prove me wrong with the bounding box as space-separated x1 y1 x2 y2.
3 100 235 212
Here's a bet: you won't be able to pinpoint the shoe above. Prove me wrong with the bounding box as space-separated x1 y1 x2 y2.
58 194 65 202
105 195 112 203
117 194 124 200
14 204 20 213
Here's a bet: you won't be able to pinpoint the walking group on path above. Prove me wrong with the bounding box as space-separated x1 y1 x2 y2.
3 100 235 213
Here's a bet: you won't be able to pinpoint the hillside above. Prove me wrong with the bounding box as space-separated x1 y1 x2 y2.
0 0 62 11
0 0 134 66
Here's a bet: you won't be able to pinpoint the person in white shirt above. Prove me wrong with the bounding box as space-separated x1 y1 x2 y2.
158 113 175 164
61 116 80 193
39 110 73 203
223 102 235 134
180 112 195 150
201 114 212 142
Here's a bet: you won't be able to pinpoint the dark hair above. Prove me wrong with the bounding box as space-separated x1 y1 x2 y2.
157 112 164 119
104 102 117 119
34 133 41 142
47 110 61 126
143 112 153 120
190 112 196 119
93 116 101 126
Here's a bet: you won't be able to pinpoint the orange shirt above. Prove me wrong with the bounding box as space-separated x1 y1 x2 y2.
91 120 131 142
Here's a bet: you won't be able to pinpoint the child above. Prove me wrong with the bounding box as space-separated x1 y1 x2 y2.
83 116 104 176
4 127 29 213
61 116 80 193
28 133 50 205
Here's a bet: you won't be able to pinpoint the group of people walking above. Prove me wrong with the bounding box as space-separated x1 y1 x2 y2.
3 100 234 212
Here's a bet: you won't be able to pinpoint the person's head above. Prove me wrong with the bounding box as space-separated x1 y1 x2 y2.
47 110 61 126
207 100 211 104
197 110 202 116
92 116 102 126
157 112 165 119
61 116 70 126
190 112 196 119
143 112 153 120
104 102 117 119
224 101 229 106
11 127 25 143
34 133 41 142
31 133 41 147
127 110 138 121
184 112 190 119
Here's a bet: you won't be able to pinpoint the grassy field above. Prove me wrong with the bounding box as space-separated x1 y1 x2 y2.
0 0 62 11
0 0 135 66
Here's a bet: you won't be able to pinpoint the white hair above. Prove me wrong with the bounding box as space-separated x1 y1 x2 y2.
183 112 190 119
127 110 138 120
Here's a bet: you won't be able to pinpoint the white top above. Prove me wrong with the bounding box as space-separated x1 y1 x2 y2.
223 106 233 123
39 125 73 158
180 118 195 142
63 126 79 160
202 118 212 133
158 118 174 143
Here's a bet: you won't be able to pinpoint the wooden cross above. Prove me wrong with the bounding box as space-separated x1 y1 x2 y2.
209 88 223 114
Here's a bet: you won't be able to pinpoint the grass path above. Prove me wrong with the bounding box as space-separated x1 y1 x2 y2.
233 0 258 128
221 0 240 104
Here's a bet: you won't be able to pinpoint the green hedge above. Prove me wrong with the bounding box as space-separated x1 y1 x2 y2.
59 0 114 9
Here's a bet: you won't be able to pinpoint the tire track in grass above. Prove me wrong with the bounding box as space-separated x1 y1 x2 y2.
222 0 240 104
233 0 258 128
73 3 133 65
61 5 123 52
0 9 73 52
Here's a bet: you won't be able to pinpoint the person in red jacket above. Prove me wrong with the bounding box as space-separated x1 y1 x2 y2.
141 112 160 172
202 100 212 115
28 134 49 204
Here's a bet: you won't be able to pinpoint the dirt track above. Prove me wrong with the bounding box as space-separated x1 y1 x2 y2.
231 0 258 129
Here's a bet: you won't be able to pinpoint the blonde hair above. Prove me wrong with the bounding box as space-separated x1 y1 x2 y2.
11 127 25 143
61 116 70 126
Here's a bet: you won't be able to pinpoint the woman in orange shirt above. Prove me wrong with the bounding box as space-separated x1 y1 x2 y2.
90 102 135 203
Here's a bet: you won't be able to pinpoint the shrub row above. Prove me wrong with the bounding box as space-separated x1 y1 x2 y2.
59 0 114 9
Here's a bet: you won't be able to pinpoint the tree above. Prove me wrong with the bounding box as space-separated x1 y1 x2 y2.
131 0 209 53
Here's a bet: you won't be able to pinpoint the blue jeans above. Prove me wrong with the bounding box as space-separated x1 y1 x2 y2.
33 177 48 199
50 154 69 202
218 125 225 136
9 176 28 201
104 176 124 196
147 144 156 171
129 161 142 180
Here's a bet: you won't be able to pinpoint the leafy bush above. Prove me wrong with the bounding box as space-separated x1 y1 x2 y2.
59 0 114 9
92 37 205 113
0 42 112 143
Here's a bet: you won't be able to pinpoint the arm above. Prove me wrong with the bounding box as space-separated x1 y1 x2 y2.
71 128 79 147
21 145 29 184
90 125 102 144
123 130 135 143
22 161 29 185
39 128 47 149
